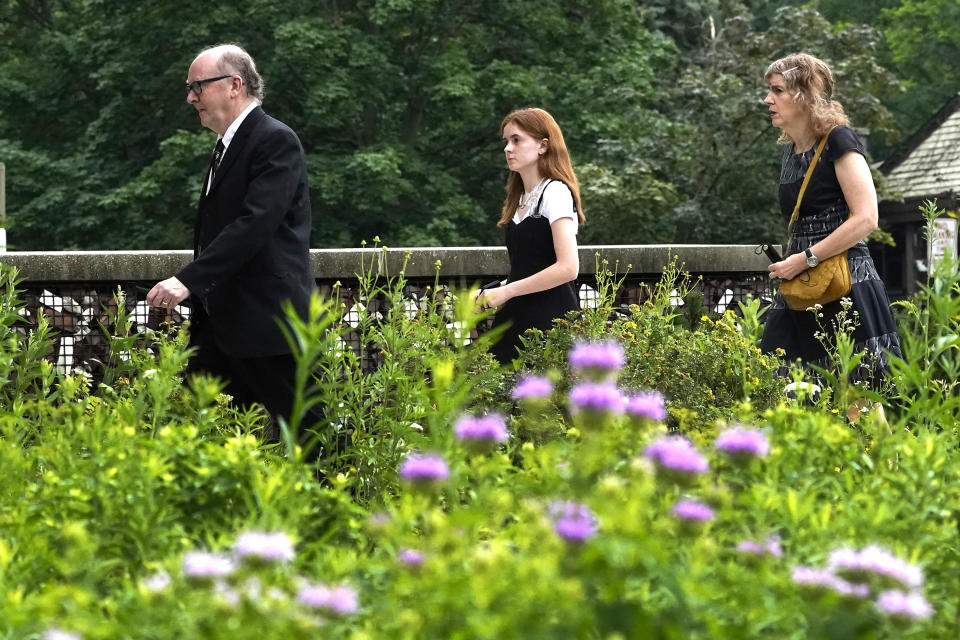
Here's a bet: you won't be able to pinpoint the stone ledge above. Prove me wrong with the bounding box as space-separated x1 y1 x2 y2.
0 245 778 282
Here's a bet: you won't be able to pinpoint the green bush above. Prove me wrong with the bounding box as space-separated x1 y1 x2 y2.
516 256 783 432
0 228 958 639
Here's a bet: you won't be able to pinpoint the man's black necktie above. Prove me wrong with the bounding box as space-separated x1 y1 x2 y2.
210 139 225 181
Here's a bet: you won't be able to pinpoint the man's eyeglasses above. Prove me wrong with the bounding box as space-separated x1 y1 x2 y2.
185 75 233 97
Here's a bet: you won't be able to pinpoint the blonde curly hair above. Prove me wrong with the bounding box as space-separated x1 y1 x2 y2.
765 53 849 142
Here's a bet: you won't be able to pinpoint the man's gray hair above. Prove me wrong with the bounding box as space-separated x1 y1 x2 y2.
200 43 265 102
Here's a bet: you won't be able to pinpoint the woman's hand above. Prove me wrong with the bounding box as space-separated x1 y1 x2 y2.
768 252 808 281
477 284 513 310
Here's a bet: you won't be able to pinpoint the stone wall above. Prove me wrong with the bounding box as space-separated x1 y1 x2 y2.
0 246 777 377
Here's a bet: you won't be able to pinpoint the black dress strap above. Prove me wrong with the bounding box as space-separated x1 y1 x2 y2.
533 179 577 218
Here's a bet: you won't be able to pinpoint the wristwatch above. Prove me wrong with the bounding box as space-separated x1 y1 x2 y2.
804 248 819 268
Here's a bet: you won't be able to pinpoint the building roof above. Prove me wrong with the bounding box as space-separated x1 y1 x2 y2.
880 93 960 201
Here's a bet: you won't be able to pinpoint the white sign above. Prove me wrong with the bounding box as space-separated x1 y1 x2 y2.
929 217 958 272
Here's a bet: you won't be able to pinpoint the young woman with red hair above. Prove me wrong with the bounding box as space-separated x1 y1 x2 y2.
477 107 585 364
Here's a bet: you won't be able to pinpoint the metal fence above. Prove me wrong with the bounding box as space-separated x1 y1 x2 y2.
13 270 773 379
1 246 776 378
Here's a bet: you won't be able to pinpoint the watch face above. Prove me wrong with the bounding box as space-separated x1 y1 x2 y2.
806 255 818 267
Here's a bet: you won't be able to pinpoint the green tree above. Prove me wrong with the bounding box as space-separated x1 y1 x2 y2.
0 0 906 250
801 0 960 154
659 5 900 243
0 0 683 249
882 0 960 134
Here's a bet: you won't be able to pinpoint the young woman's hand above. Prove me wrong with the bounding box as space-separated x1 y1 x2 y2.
477 285 512 309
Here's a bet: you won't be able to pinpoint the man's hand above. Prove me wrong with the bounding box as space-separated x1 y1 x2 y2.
147 276 191 309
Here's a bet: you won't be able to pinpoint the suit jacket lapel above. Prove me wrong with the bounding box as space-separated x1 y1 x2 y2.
195 107 265 255
207 106 265 195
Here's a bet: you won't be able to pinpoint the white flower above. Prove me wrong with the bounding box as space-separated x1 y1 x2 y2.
143 570 172 593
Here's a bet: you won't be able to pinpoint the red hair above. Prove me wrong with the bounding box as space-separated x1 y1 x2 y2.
498 108 584 227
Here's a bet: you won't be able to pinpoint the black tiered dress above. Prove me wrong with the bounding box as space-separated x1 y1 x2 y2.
760 126 902 387
489 180 580 364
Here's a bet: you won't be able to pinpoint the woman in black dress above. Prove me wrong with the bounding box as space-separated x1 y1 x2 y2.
760 53 902 389
477 108 584 364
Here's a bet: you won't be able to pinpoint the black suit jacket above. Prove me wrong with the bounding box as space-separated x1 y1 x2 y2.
177 106 315 358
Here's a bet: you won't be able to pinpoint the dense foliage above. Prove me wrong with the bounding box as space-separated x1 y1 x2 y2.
1 203 959 637
0 0 938 250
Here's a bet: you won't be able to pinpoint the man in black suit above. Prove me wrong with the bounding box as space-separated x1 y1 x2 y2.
148 43 318 434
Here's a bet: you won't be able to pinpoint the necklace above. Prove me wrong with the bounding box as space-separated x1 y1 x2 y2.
518 178 545 211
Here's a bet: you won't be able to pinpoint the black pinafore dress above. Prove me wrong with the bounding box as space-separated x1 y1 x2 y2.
489 180 580 364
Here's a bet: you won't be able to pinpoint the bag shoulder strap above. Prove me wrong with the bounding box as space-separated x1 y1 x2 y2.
787 125 838 238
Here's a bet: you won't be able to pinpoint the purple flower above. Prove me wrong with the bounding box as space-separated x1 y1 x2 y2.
624 392 666 422
672 500 715 522
182 551 235 579
876 590 933 621
791 566 870 599
297 583 359 616
234 531 295 563
830 579 871 599
827 545 924 590
548 500 598 543
568 383 624 414
41 630 81 640
736 536 783 559
512 375 553 401
367 512 391 528
736 540 764 554
398 548 425 567
454 414 509 452
399 453 449 485
644 436 709 476
791 566 834 588
569 341 625 378
764 536 783 558
715 427 770 460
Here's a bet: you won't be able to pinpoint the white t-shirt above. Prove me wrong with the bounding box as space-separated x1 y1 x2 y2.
513 180 578 234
